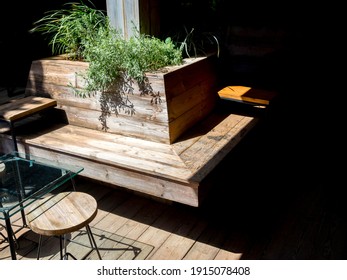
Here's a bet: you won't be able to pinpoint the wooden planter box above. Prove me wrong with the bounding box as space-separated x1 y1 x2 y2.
1 54 259 207
25 55 219 144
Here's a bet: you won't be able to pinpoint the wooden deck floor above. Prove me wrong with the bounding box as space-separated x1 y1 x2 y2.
1 96 345 260
1 106 346 260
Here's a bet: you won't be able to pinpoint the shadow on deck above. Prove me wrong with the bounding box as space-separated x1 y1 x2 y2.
2 100 346 260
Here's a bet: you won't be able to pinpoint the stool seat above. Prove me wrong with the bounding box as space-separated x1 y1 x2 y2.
27 192 97 236
26 191 101 260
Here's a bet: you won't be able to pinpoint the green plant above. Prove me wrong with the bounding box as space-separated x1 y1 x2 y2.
30 0 108 61
81 27 182 128
30 1 183 130
172 27 220 58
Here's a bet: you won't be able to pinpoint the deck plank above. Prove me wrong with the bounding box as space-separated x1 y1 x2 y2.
183 226 228 260
2 173 344 260
148 210 208 260
135 206 189 259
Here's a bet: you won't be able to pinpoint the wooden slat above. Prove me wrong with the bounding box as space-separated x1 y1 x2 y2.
148 214 207 259
183 226 228 259
2 174 338 260
60 105 170 143
26 125 192 181
0 96 57 121
218 86 277 105
26 192 98 236
25 55 218 144
185 116 258 182
0 99 258 207
11 144 200 206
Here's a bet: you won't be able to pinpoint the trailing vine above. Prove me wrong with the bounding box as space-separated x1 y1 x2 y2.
30 1 183 130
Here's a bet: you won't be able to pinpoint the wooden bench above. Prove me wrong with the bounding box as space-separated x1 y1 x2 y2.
0 56 264 207
218 86 277 106
0 96 57 151
0 103 258 207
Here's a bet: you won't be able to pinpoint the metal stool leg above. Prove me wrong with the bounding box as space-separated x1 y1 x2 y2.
61 234 76 260
59 235 64 260
86 225 102 260
37 235 43 260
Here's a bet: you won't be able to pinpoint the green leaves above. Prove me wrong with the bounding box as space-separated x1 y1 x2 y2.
31 1 183 131
31 1 183 90
30 1 108 60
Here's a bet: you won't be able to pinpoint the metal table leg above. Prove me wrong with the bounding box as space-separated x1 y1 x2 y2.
9 121 18 152
4 214 17 260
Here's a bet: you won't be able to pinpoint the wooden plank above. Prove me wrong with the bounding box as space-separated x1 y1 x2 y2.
25 55 218 144
0 104 258 207
28 81 170 121
0 89 258 207
183 226 228 260
26 125 191 180
164 56 216 99
167 78 218 121
11 143 200 206
0 96 57 121
116 201 168 259
148 211 207 259
169 92 217 143
135 206 188 259
6 176 339 260
87 197 164 259
26 58 88 88
213 233 246 260
179 114 258 182
218 86 277 105
60 105 170 143
96 195 151 234
26 192 98 238
86 195 149 260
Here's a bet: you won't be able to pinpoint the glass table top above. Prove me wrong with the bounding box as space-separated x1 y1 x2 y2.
0 152 84 220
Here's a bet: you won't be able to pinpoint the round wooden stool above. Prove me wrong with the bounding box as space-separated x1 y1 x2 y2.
26 191 102 260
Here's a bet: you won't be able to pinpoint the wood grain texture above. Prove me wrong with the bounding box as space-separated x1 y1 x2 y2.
0 96 56 121
25 55 218 144
218 86 277 105
26 191 98 236
0 105 258 206
2 176 343 260
0 54 261 207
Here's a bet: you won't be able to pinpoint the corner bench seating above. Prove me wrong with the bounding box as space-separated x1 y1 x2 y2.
0 55 273 206
0 101 261 207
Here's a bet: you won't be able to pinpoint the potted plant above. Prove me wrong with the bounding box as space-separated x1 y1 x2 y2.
26 1 219 144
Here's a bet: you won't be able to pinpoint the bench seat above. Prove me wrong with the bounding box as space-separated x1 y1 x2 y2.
0 105 258 207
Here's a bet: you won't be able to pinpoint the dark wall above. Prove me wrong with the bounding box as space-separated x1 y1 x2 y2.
1 1 60 88
0 0 315 94
0 0 106 89
158 0 308 92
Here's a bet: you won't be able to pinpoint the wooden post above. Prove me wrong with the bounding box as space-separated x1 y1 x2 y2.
106 0 160 39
